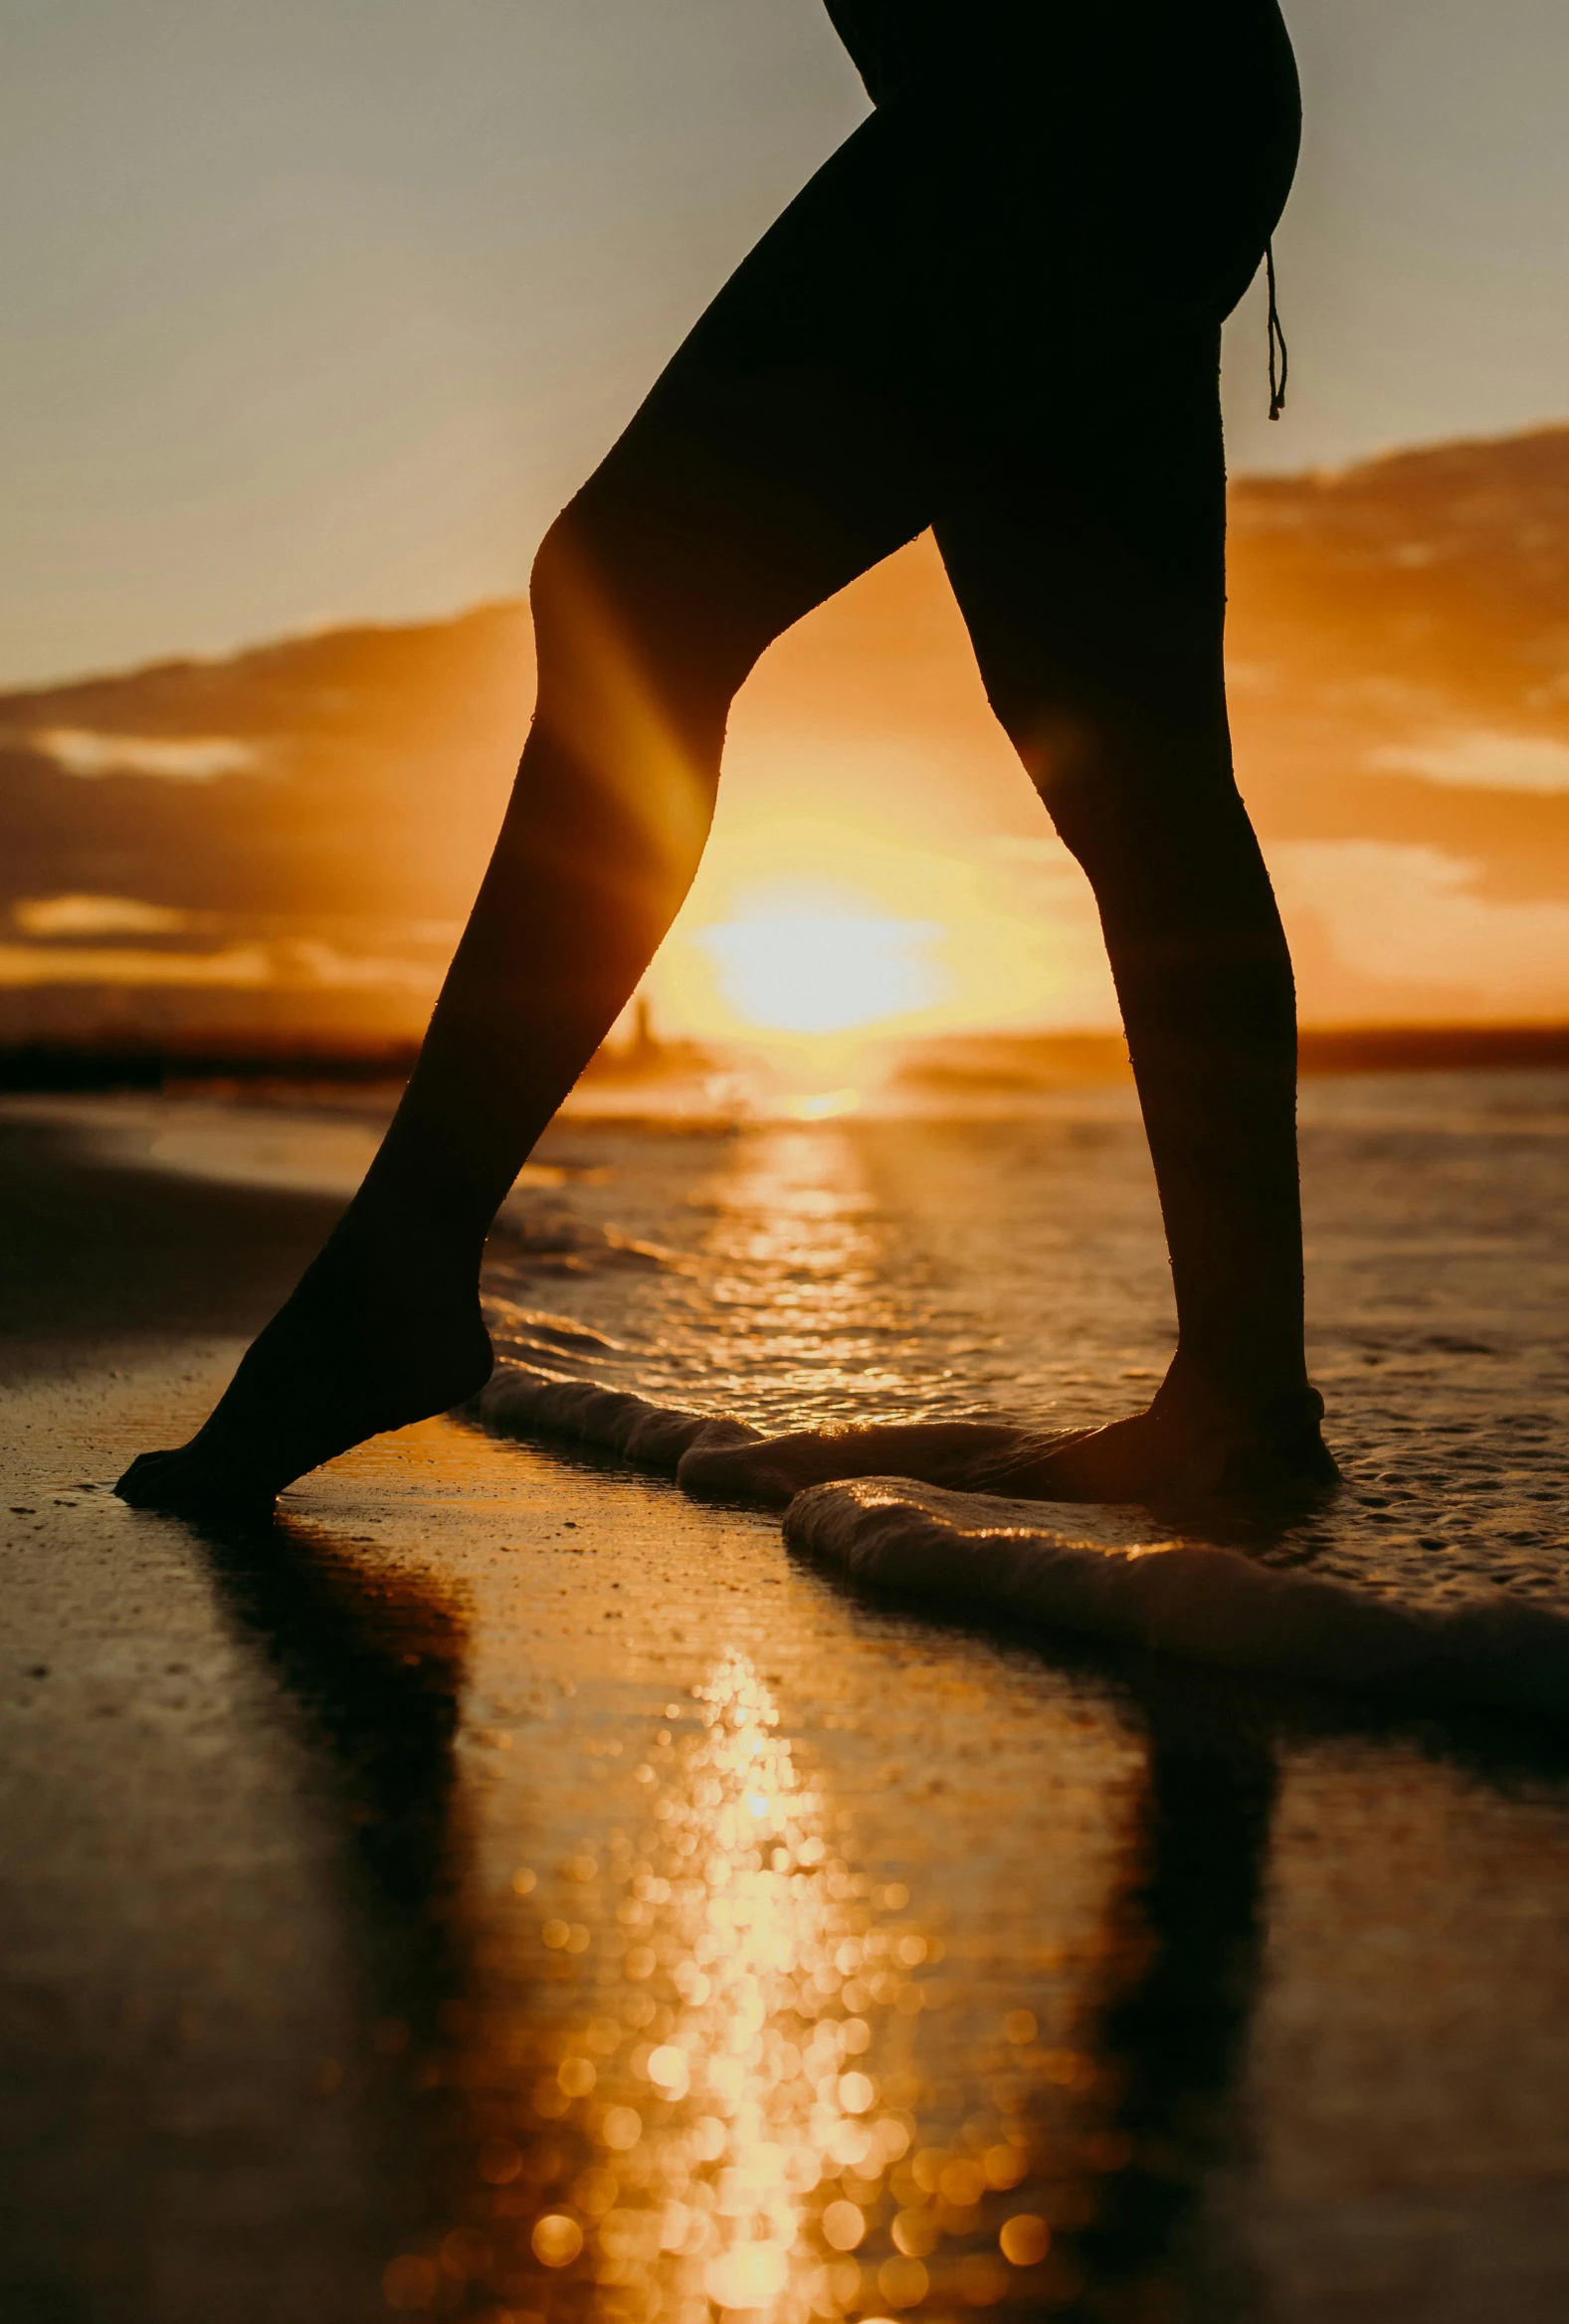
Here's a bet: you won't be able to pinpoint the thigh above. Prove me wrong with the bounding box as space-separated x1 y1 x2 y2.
931 311 1235 806
549 109 944 704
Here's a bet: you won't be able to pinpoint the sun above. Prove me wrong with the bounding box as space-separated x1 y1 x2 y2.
694 888 945 1037
642 810 1112 1049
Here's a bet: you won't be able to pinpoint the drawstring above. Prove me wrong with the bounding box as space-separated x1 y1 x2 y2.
1266 238 1287 421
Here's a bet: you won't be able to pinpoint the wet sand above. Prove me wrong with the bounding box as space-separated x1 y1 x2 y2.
4 1099 1569 2324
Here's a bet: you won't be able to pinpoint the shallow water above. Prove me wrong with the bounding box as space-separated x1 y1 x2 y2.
6 1075 1569 2323
487 1069 1569 1611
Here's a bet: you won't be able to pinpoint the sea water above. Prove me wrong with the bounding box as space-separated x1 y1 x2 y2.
485 1067 1569 1616
11 1067 1568 2320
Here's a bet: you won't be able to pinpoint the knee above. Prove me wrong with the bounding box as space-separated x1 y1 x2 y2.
991 678 1241 872
986 693 1121 867
529 485 752 743
526 506 574 615
526 499 739 836
527 500 613 679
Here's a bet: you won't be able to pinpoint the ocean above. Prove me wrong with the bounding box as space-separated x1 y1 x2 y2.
6 1065 1569 2321
485 1065 1569 1614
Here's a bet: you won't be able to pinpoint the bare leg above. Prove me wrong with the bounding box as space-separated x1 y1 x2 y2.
117 114 934 1511
683 322 1333 1511
937 320 1332 1498
117 58 1327 1513
111 540 708 1512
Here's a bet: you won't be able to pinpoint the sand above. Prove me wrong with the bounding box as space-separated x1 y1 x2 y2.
3 1091 1569 2324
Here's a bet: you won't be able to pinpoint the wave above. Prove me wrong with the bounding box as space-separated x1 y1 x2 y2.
471 1363 1569 1724
476 1363 762 1472
784 1477 1569 1724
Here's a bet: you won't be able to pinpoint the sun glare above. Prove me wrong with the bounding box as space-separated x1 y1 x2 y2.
695 891 945 1037
650 814 1111 1049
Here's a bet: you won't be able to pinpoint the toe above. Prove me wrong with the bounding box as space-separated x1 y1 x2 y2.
114 1450 182 1503
114 1446 276 1515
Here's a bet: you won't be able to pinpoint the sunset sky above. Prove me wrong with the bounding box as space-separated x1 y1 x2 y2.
5 0 1569 684
3 1 1568 1045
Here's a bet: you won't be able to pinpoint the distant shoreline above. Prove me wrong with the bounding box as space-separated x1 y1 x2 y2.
2 1021 1568 1095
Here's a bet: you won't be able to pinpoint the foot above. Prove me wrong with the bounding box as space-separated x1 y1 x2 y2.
116 1233 494 1515
677 1371 1337 1512
991 1405 1338 1505
969 1364 1339 1506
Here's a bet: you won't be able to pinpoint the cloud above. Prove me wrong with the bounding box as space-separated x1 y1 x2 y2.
13 893 192 938
4 430 1569 1041
29 728 262 780
1272 840 1569 1011
0 936 442 993
0 941 277 989
1370 729 1569 795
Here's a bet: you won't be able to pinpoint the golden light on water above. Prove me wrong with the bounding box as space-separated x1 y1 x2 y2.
401 1652 1083 2322
524 1649 937 2324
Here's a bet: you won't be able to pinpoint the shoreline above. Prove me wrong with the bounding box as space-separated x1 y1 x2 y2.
4 1104 1569 2320
2 1020 1568 1104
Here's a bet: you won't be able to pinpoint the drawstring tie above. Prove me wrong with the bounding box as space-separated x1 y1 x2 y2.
1266 238 1287 421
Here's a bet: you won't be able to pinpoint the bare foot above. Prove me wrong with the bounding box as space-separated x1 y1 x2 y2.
115 1237 494 1515
988 1392 1339 1504
677 1372 1336 1510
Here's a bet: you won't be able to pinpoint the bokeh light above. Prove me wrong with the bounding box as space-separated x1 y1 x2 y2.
399 1651 1084 2321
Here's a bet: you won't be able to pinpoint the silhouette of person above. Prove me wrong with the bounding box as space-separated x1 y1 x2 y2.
120 0 1335 1513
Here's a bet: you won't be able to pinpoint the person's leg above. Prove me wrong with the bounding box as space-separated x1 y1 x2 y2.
117 115 936 1511
637 305 1330 1516
934 313 1332 1497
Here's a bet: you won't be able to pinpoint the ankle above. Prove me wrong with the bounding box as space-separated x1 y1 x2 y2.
320 1190 486 1291
1152 1353 1323 1444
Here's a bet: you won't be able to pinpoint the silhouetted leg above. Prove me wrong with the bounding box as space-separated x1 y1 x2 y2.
117 113 935 1511
625 315 1335 1516
937 319 1332 1497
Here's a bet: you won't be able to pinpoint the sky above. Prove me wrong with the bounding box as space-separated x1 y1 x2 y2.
4 0 1569 688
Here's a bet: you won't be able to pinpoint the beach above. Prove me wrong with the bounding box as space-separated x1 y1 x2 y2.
3 1075 1569 2324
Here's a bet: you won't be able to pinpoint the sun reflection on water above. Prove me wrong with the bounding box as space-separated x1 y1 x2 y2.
408 1653 1074 2324
530 1649 935 2324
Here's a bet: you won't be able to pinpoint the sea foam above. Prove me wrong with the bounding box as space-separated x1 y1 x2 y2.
472 1363 1569 1724
784 1476 1569 1723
